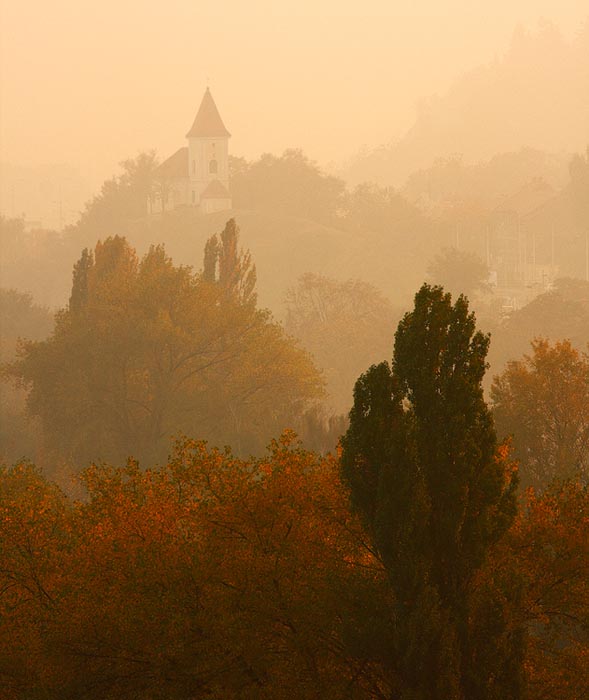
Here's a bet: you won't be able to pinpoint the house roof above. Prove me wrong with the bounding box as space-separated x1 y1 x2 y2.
154 147 188 179
200 179 231 199
186 88 231 138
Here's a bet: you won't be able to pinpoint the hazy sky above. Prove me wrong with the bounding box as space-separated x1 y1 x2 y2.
1 0 587 184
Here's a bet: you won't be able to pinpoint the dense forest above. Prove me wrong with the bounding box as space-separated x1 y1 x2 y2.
1 279 588 698
1 92 589 700
3 3 589 697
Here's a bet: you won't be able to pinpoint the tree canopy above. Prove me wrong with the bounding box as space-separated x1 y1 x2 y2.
0 436 387 700
76 151 160 235
230 149 346 223
285 273 401 414
341 283 521 700
9 220 323 470
491 338 589 490
0 289 53 464
3 282 589 699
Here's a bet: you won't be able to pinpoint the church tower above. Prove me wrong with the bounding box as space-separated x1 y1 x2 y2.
186 87 231 208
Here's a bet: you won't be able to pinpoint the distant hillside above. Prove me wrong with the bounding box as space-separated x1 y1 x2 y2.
402 148 570 211
340 21 589 187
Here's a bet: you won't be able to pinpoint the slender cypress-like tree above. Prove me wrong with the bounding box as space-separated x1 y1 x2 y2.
68 247 93 316
202 219 257 308
341 284 522 700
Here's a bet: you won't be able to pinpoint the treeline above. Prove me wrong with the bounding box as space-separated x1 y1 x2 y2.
1 285 588 699
2 218 589 484
2 145 588 318
3 220 331 474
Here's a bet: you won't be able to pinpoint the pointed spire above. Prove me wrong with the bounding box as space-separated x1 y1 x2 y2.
186 87 231 138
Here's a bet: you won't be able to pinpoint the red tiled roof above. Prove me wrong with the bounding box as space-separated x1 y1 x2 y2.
200 179 231 199
154 147 188 178
186 88 231 138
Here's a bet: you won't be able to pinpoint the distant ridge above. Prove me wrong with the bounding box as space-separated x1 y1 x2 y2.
340 21 589 187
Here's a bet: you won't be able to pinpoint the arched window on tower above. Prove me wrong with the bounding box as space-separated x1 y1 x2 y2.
209 159 218 174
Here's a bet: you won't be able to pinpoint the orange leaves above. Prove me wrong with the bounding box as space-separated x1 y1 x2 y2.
505 480 589 699
0 463 69 695
491 338 589 489
0 435 386 698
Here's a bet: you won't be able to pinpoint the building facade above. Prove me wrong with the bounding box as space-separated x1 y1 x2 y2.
152 88 232 214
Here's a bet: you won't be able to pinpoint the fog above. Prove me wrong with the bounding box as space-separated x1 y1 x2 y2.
1 1 588 218
2 4 589 696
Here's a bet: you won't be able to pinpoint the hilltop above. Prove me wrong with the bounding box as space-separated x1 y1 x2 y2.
340 21 589 187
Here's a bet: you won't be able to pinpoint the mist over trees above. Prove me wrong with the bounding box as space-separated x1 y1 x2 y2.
2 13 589 695
492 339 589 490
2 142 589 481
2 284 588 698
342 22 589 186
7 221 322 472
285 273 401 414
487 278 589 379
0 289 53 464
427 247 490 299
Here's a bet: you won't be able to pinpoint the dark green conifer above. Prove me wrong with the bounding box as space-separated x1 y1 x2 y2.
341 283 522 700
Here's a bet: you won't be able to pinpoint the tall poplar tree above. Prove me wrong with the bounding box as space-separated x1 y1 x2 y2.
341 284 522 700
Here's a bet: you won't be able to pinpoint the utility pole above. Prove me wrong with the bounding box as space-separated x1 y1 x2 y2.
551 224 555 280
58 184 63 231
523 229 528 283
485 226 490 267
517 219 522 282
585 230 589 282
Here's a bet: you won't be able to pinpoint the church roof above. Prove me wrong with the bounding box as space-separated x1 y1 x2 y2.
186 88 231 138
154 147 188 178
200 179 231 199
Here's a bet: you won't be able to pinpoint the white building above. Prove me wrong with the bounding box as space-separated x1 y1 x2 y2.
152 88 232 214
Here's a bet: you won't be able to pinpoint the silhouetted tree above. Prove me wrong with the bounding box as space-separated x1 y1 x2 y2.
75 151 159 237
341 284 522 700
202 219 257 308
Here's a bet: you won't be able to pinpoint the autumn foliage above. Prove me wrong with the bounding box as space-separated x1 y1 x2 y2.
492 338 589 490
2 260 589 698
8 221 323 471
0 435 390 699
2 439 588 698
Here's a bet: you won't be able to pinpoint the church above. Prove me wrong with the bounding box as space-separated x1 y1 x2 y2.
152 88 232 214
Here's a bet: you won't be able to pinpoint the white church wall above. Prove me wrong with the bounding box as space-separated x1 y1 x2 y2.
188 136 230 204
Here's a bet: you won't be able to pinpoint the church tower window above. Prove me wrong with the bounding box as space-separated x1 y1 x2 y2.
192 160 196 174
209 159 218 174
